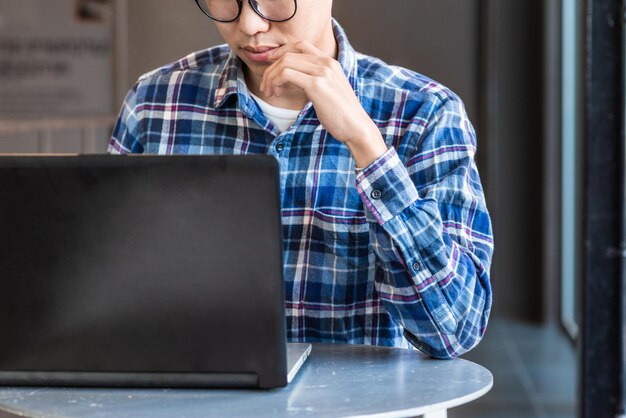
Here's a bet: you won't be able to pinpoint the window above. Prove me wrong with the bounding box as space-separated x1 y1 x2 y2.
560 0 584 340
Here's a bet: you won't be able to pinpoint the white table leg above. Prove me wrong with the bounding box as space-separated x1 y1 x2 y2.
422 410 447 418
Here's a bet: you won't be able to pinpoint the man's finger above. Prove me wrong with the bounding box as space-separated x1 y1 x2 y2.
267 68 313 96
261 53 324 93
262 59 325 97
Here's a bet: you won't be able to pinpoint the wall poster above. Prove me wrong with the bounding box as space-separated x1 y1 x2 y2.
0 0 115 119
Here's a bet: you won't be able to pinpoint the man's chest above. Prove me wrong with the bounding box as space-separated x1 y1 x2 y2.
140 108 366 216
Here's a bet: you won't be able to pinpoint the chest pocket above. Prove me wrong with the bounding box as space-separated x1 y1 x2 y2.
310 178 372 264
309 148 370 245
311 206 369 241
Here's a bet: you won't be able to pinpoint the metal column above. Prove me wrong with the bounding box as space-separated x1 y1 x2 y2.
580 0 624 416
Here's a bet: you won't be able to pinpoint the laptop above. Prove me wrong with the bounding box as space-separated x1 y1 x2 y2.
0 154 311 389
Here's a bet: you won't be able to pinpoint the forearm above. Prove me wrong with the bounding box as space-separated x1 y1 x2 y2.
355 148 493 359
370 206 492 359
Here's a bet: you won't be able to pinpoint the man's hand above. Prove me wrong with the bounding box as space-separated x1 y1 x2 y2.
260 41 388 168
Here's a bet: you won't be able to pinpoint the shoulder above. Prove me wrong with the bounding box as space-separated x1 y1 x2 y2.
355 52 465 115
354 53 476 152
113 44 232 148
128 44 232 100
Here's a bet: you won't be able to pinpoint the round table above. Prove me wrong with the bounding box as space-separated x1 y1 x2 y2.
0 344 492 418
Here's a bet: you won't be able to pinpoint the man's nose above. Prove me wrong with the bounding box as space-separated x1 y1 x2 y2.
237 1 270 36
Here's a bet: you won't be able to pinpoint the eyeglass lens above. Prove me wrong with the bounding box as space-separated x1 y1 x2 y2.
199 0 297 22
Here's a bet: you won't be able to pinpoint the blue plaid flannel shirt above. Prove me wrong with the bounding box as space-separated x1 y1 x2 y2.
109 19 493 359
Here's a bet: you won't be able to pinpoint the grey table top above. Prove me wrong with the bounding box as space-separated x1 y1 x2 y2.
0 344 492 418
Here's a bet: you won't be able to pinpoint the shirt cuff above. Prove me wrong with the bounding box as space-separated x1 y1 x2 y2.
355 147 420 225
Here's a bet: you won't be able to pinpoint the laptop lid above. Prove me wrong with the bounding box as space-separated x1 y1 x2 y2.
0 155 292 389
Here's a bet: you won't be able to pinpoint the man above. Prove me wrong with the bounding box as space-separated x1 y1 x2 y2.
109 0 493 359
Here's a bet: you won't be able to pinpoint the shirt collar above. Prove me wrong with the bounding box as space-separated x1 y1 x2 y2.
213 18 360 110
212 52 250 109
333 18 360 96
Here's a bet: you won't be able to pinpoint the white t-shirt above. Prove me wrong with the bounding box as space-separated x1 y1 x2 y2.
250 92 303 133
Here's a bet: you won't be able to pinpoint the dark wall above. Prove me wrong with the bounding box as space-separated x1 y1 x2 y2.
127 0 216 85
483 0 545 321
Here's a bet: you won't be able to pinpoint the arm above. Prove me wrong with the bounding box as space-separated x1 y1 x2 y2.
355 97 493 359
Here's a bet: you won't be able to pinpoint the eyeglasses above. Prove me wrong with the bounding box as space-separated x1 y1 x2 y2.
195 0 298 23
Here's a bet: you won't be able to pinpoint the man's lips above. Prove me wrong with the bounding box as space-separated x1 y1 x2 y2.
241 46 280 63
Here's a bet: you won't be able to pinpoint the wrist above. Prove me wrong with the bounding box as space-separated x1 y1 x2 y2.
345 124 388 169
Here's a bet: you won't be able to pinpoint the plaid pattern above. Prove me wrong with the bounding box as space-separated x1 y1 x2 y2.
109 19 493 359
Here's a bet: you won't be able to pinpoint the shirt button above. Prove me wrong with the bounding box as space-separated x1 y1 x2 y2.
371 189 382 200
412 262 422 271
275 142 285 153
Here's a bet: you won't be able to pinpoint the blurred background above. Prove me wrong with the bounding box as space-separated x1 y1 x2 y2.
0 1 624 417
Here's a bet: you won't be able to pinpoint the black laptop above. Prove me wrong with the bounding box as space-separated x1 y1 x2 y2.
0 154 310 389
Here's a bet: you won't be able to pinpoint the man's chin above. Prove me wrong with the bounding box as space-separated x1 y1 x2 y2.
241 60 269 83
243 58 272 68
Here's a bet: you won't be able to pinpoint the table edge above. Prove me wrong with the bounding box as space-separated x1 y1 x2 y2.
344 376 493 418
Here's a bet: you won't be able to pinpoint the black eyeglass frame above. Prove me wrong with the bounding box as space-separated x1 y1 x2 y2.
194 0 298 23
